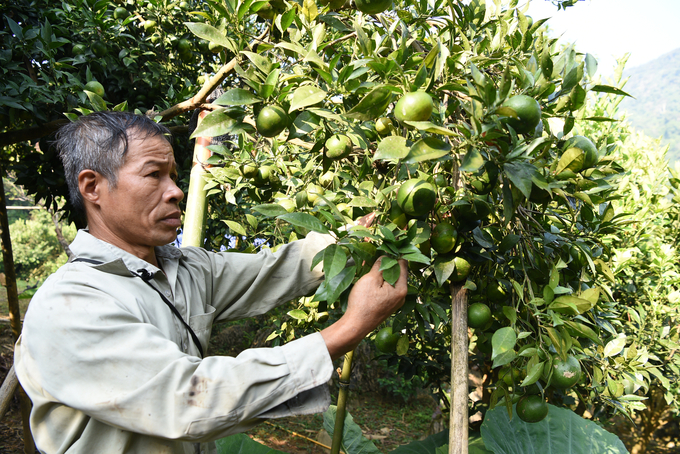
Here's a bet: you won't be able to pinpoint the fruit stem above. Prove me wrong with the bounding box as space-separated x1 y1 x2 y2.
331 349 354 454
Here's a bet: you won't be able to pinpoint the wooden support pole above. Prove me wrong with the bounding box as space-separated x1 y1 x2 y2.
331 350 354 454
181 110 211 248
0 365 18 419
449 284 468 454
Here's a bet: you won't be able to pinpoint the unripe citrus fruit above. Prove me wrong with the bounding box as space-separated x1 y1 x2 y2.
564 135 598 169
278 198 296 213
71 43 88 56
240 161 258 178
143 20 157 32
375 326 400 353
375 117 394 136
396 179 437 217
388 200 408 229
91 41 108 57
516 395 548 423
177 39 192 54
354 0 392 14
501 95 542 134
256 105 289 138
394 92 433 123
254 165 277 187
319 171 335 188
113 6 129 19
469 161 499 195
487 279 511 302
431 221 457 254
325 134 353 160
551 355 581 389
467 302 491 329
306 184 324 204
450 256 471 282
84 81 105 97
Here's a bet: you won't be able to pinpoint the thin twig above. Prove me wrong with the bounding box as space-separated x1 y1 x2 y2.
264 420 345 453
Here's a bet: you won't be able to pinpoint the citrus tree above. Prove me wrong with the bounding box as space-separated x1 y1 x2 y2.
1 0 652 451
174 0 641 447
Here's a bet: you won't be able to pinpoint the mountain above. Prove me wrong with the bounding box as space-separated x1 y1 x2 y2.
618 47 680 164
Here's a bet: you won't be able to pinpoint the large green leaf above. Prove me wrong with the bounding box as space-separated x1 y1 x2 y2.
491 327 517 368
190 109 239 138
344 86 394 121
404 137 451 163
215 433 286 454
322 405 381 454
213 88 262 106
184 22 237 53
289 85 327 112
374 136 411 161
390 431 492 454
503 161 537 198
323 244 347 280
277 213 329 234
481 404 628 454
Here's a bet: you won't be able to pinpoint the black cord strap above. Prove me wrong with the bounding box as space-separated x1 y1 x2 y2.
72 258 204 358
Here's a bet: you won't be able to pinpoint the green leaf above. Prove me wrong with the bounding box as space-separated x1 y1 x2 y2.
604 334 627 357
348 197 378 207
389 430 450 454
565 321 602 346
184 22 237 53
503 161 537 198
190 109 238 138
322 406 381 454
84 91 107 112
288 309 307 320
403 121 458 136
433 255 456 287
374 136 411 161
213 88 262 106
460 148 484 172
251 204 289 217
590 84 633 98
481 404 628 454
223 220 247 236
404 137 452 164
491 327 517 363
323 244 347 281
548 295 593 315
289 85 327 112
407 221 431 245
382 261 401 286
498 234 520 253
344 86 394 121
241 50 273 75
288 111 321 140
216 433 287 454
277 213 329 234
324 265 356 304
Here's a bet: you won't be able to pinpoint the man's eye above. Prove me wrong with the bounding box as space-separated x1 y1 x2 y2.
148 171 160 178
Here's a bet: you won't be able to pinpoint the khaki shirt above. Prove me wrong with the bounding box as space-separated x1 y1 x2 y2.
14 230 335 453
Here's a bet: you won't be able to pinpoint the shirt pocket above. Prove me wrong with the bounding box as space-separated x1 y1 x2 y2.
189 304 216 347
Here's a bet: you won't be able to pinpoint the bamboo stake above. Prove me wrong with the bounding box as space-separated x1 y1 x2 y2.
0 365 18 419
331 350 354 454
181 110 211 248
449 284 468 454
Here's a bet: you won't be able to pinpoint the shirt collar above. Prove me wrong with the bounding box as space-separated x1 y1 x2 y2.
68 230 185 277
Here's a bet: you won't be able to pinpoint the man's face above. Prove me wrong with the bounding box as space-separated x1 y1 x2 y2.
93 133 184 257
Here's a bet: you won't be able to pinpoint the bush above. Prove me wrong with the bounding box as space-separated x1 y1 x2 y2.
7 210 76 282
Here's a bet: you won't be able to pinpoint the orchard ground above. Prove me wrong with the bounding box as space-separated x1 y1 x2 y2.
0 292 679 453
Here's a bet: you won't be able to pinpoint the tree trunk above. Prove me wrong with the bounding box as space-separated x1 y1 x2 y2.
0 171 35 453
449 284 468 454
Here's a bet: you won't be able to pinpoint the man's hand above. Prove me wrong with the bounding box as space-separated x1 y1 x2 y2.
320 257 408 360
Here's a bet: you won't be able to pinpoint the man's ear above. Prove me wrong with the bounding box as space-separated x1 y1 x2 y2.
78 169 102 206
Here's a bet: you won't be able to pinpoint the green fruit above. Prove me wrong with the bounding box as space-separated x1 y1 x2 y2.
240 161 258 178
431 222 457 254
72 43 88 56
177 39 192 54
467 302 491 329
388 200 408 229
84 81 105 97
516 395 548 423
143 20 157 32
91 41 108 57
499 367 523 386
394 92 433 123
354 0 392 14
208 41 223 53
375 117 394 136
451 256 471 283
487 279 510 302
254 165 277 187
564 135 598 169
113 6 130 19
469 161 499 195
551 355 581 389
375 327 400 353
319 171 335 188
277 198 296 213
256 105 289 138
325 134 353 160
306 184 324 204
501 95 542 134
396 179 437 217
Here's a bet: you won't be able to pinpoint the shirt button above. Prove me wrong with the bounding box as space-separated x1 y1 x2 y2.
165 291 171 297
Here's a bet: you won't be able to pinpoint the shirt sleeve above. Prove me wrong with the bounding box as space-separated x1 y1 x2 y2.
180 231 336 322
15 274 334 444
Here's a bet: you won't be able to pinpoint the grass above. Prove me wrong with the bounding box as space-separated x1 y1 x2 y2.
0 279 35 321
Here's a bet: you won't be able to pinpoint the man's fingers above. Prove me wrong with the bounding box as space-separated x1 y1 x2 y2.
355 212 376 228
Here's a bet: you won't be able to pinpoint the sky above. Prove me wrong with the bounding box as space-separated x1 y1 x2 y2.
524 0 680 77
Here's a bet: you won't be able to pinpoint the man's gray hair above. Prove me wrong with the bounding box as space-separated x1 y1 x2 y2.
55 111 171 213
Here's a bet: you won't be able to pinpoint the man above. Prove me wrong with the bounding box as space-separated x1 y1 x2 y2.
14 111 407 453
